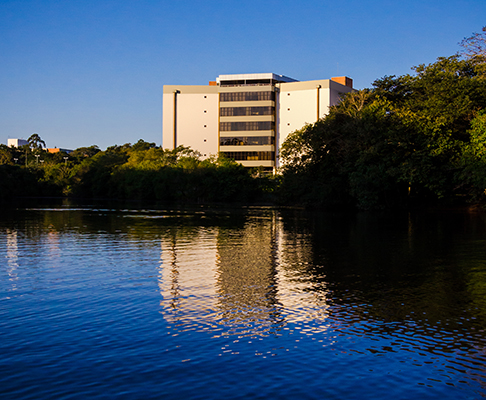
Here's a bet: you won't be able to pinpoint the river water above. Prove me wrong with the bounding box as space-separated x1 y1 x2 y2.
1 203 486 399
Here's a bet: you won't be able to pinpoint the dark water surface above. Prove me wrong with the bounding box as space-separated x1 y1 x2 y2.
1 203 486 399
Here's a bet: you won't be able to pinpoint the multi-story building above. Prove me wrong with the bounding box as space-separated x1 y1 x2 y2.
162 73 353 170
7 138 29 148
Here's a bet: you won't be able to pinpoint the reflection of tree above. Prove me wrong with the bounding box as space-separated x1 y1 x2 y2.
5 229 19 292
278 210 486 334
168 232 181 311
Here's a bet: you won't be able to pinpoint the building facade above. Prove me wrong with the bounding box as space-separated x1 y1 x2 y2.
7 138 29 148
162 73 353 169
47 147 73 154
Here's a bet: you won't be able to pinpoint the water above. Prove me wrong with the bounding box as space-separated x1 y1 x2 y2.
1 203 486 399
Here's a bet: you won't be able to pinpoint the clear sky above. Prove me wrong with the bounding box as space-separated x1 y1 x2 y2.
1 0 485 150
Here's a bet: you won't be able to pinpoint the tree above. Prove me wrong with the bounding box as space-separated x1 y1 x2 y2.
70 145 100 158
460 26 486 78
28 133 46 150
280 55 486 209
0 145 14 165
458 111 486 201
131 139 156 152
280 92 418 209
460 26 486 60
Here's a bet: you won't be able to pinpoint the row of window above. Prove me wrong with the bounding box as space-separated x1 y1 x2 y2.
220 121 275 131
220 136 274 146
219 79 279 87
222 151 275 161
220 91 275 102
220 106 274 117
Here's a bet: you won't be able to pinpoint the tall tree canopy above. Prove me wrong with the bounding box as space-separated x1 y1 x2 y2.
460 26 486 78
460 26 486 60
279 55 486 209
27 133 46 150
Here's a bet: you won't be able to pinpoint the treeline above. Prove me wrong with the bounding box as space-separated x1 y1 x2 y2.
279 30 486 209
2 28 486 209
0 142 274 203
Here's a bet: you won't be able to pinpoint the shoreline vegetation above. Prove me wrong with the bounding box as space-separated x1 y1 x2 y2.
2 28 486 210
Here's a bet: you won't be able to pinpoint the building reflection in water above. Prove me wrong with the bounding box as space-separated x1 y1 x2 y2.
5 229 19 295
274 218 330 334
215 213 283 336
157 211 331 337
46 228 61 265
158 227 220 330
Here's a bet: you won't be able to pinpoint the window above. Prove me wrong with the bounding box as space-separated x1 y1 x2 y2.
220 121 275 131
219 91 275 102
220 136 274 146
219 79 276 87
221 151 275 161
220 106 274 116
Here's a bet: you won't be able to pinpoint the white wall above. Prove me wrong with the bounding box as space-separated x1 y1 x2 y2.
278 88 320 151
162 86 219 159
8 138 28 147
162 79 353 167
276 80 353 167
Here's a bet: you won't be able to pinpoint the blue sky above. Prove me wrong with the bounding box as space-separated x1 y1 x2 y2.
1 0 485 150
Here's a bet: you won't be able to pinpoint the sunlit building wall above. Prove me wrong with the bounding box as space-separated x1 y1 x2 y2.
7 138 28 148
162 73 353 169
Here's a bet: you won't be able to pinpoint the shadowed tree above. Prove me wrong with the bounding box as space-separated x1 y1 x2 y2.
28 133 46 150
280 55 486 209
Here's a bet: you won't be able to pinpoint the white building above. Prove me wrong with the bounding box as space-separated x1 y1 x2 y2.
162 73 353 170
8 138 29 148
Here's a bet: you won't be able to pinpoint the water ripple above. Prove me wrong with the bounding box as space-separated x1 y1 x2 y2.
1 207 486 399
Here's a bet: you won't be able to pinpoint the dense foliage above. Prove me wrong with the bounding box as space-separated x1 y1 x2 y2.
279 49 486 209
0 139 274 203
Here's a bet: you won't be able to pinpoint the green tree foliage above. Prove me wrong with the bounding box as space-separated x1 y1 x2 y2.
131 139 156 152
459 111 486 201
69 145 100 162
109 148 256 202
280 55 486 209
0 141 259 204
0 145 14 165
280 93 417 209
